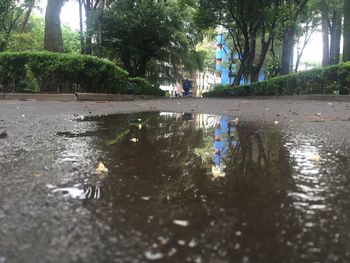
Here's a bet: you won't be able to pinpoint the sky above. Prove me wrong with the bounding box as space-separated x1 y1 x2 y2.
61 1 81 31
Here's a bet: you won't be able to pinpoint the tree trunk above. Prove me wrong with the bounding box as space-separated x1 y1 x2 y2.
79 0 84 54
250 69 259 83
280 26 295 75
321 7 330 66
20 5 33 32
44 0 64 52
251 35 273 83
84 0 92 55
233 64 244 86
344 0 350 62
95 0 105 57
330 9 342 65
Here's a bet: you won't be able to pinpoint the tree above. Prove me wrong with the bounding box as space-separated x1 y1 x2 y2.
294 22 319 72
6 15 80 53
196 0 286 84
344 0 350 61
0 0 23 51
279 0 309 75
6 15 44 51
20 0 35 32
329 3 342 64
102 0 201 78
44 0 64 52
312 0 343 66
321 1 330 66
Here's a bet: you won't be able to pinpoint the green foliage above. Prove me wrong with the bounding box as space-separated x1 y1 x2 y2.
264 57 281 79
102 0 178 76
0 0 23 51
128 77 165 97
195 35 216 72
213 84 231 90
5 16 80 53
195 0 286 84
203 63 350 97
6 16 44 52
0 51 128 93
61 24 81 53
102 0 202 79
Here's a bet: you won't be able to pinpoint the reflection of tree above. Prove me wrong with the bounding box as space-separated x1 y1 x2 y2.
225 124 280 172
79 113 299 262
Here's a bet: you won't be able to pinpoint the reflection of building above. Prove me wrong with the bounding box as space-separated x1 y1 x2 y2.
213 116 238 177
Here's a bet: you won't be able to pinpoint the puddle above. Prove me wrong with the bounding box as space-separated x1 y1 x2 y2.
48 112 350 262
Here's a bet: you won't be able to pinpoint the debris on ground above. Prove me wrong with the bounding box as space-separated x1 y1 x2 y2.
96 161 108 173
0 129 7 138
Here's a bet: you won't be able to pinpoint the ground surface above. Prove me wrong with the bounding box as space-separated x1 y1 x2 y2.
0 98 349 263
1 97 349 139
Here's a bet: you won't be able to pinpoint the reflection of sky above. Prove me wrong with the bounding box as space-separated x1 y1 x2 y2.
49 119 103 198
285 138 328 220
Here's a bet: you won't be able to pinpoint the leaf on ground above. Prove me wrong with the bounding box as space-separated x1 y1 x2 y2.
211 165 225 178
173 220 189 227
96 161 108 173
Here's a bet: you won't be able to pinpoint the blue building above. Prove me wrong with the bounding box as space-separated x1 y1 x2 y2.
215 34 235 85
215 34 264 85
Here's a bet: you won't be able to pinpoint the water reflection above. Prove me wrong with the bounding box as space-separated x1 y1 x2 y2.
50 112 350 262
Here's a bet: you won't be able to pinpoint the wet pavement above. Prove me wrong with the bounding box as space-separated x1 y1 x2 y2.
0 99 350 263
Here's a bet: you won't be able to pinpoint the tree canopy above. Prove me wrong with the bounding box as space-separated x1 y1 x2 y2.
101 0 202 78
0 0 349 86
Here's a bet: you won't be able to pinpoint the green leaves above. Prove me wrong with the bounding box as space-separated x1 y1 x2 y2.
102 0 201 78
204 62 350 97
0 51 129 93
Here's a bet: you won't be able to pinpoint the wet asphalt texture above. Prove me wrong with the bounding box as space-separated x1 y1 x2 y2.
0 98 349 263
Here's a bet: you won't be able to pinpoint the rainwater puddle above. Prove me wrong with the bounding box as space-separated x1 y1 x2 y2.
50 112 350 262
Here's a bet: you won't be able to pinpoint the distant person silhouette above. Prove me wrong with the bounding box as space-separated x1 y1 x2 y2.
183 79 192 96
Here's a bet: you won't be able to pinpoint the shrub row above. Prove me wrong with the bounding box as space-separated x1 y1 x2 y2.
0 51 129 93
204 62 350 97
127 77 165 97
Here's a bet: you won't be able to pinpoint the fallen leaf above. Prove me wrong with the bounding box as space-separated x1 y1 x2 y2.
96 161 108 173
144 251 163 260
173 220 189 227
211 165 225 178
310 154 320 162
177 240 186 246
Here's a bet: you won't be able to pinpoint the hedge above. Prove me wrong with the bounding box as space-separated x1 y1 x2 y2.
0 51 129 93
203 62 350 97
128 77 165 97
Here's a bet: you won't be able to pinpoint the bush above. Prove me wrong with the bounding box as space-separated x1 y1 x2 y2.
203 62 350 97
128 77 165 97
0 51 129 93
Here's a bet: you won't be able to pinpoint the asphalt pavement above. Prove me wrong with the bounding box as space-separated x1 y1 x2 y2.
0 98 349 262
